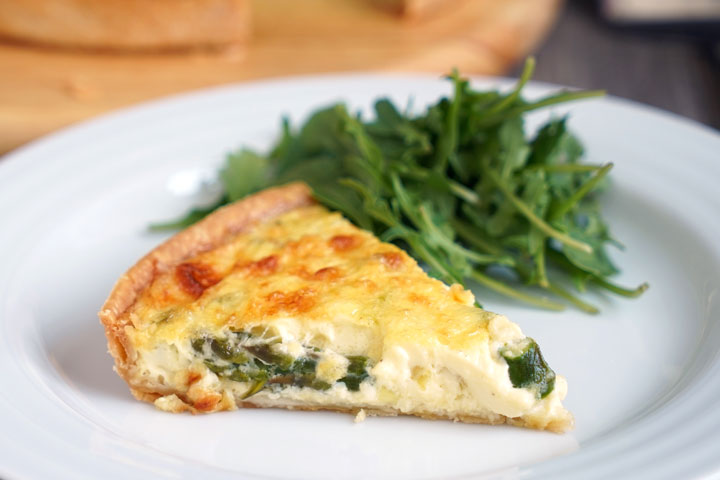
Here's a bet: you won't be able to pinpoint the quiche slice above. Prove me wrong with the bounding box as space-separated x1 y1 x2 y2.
99 182 573 432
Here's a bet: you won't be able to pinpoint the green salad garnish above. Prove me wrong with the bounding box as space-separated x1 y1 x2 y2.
153 58 647 313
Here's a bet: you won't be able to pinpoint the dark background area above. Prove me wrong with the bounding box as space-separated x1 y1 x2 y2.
514 1 720 129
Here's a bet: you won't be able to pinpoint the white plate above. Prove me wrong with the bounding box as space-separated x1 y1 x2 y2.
1 74 719 480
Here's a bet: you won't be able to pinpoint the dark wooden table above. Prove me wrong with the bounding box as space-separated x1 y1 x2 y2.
515 1 720 130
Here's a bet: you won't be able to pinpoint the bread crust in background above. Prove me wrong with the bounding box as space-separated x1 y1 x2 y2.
0 0 251 50
371 0 459 18
0 0 454 50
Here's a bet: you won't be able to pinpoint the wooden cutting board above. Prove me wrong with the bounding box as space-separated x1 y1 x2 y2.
0 0 562 154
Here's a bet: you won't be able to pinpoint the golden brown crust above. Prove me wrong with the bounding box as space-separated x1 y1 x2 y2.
249 403 509 426
0 0 251 51
162 400 570 433
150 387 571 432
98 182 315 389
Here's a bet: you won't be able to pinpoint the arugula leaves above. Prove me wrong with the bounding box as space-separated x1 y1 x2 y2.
154 58 647 312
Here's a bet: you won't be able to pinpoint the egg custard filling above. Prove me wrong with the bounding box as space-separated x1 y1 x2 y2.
100 184 573 432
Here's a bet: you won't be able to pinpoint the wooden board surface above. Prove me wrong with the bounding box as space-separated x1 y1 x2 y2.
0 0 562 154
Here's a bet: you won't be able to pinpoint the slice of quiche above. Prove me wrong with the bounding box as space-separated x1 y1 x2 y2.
99 182 573 432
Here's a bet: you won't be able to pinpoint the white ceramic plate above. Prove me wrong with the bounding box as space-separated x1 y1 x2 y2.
1 74 719 480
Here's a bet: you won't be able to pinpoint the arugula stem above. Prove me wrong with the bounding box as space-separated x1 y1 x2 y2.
448 182 482 205
390 172 423 228
484 57 535 116
549 163 613 220
339 178 396 227
449 218 505 256
342 110 386 187
409 236 464 284
592 278 649 298
527 164 604 173
398 167 481 204
470 270 565 311
476 89 605 127
485 169 593 254
418 206 510 265
525 89 606 110
546 283 600 314
435 69 462 173
548 249 648 298
535 243 550 288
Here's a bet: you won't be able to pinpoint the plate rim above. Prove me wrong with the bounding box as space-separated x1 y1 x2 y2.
1 72 719 480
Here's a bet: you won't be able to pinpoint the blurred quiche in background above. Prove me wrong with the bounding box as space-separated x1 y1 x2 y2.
0 0 251 50
0 0 503 51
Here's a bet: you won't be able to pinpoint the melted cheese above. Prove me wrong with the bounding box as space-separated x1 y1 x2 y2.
121 205 572 430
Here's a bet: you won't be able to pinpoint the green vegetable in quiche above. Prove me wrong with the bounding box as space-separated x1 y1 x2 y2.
154 58 647 313
192 331 370 397
338 356 371 392
209 338 249 364
500 338 556 399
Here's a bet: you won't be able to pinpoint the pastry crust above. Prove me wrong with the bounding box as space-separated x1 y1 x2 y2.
99 182 315 390
157 398 568 433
